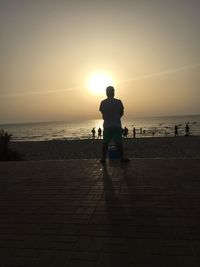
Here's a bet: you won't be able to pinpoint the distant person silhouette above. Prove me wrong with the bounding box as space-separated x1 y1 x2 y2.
91 128 96 139
99 86 129 163
185 123 190 136
133 127 136 138
98 127 102 139
123 127 128 138
174 125 178 136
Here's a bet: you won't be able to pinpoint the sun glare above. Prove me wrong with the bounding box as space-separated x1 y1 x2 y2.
87 73 113 95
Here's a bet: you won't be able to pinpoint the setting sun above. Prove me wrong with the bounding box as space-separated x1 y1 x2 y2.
87 73 113 95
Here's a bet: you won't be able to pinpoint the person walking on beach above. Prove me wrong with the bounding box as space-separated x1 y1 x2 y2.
98 127 102 139
174 125 178 136
91 128 96 139
123 127 129 138
99 86 129 163
185 123 190 136
133 127 136 138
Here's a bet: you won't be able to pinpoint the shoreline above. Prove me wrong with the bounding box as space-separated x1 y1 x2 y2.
10 133 200 142
9 136 200 160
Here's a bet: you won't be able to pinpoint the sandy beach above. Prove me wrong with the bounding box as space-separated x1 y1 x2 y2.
10 136 200 160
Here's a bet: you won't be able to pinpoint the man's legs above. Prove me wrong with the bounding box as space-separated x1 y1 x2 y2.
101 127 129 163
100 128 110 162
114 129 129 162
101 143 108 162
115 143 123 158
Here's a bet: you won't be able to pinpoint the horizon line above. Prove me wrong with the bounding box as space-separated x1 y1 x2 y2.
1 113 200 126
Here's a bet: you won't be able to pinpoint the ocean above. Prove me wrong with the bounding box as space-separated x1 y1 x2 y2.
0 115 200 141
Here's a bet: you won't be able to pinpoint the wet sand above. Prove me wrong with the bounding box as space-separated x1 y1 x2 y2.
10 136 200 160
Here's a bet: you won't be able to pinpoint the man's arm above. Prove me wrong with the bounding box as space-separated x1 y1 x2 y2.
99 101 102 112
99 101 104 119
119 100 124 117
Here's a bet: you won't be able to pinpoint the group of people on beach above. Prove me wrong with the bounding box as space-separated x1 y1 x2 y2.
91 126 130 139
92 122 191 140
92 123 191 140
91 127 102 139
174 123 190 136
94 85 193 163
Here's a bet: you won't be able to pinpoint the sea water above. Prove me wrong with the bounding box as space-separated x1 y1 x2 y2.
0 114 199 141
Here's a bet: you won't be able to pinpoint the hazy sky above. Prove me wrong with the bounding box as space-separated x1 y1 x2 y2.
0 0 199 123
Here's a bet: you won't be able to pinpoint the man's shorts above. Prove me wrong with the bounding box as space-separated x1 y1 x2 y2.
103 127 123 144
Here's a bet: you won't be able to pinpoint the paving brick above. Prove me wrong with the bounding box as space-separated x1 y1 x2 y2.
70 251 99 261
96 253 131 267
67 259 96 267
0 159 199 267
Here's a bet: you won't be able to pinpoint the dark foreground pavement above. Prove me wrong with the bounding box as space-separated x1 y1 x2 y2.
0 159 200 267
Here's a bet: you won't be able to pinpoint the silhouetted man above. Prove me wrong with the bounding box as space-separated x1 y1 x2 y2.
133 127 136 138
174 125 178 136
123 126 128 138
99 86 129 163
185 123 190 136
98 127 102 139
91 128 95 138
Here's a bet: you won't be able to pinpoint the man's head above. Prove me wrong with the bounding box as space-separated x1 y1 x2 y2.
106 86 115 98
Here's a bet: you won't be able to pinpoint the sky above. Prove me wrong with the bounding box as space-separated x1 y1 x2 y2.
0 0 199 123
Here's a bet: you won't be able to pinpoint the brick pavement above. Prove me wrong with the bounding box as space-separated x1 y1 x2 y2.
0 159 200 267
